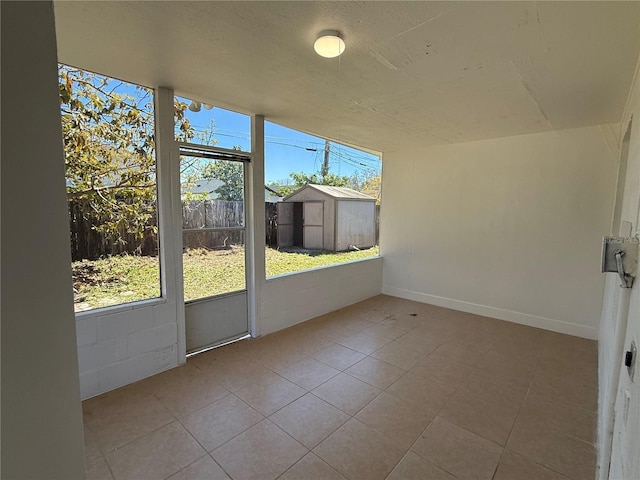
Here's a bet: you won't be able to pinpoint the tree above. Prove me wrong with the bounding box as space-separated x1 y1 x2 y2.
202 159 244 201
278 170 351 197
361 173 382 203
59 65 194 245
347 168 381 203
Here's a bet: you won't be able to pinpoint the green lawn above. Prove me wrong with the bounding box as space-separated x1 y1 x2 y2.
72 246 379 312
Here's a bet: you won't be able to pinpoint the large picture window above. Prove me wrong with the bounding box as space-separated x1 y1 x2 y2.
265 121 381 278
60 65 164 312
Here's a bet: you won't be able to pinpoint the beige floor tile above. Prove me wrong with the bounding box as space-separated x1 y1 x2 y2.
84 424 104 461
371 341 428 370
337 330 392 354
462 366 531 404
105 421 205 480
276 357 341 390
438 384 521 446
508 392 596 460
234 372 305 416
345 357 405 389
166 455 230 480
361 324 408 342
312 372 381 415
529 365 597 412
188 344 248 370
204 357 272 392
409 349 475 389
412 417 503 480
446 329 496 354
387 331 443 355
249 347 307 371
149 365 230 418
182 394 263 452
379 312 427 331
339 316 379 334
355 392 433 451
438 368 528 446
81 299 599 480
426 342 482 368
493 450 567 480
211 419 307 480
338 303 391 321
270 393 350 449
490 330 548 364
387 451 455 480
473 349 539 386
279 453 346 480
508 393 596 480
85 456 114 480
83 387 174 453
538 434 596 480
385 372 457 416
313 418 404 480
313 343 367 371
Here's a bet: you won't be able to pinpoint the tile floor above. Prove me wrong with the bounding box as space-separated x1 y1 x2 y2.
83 295 598 480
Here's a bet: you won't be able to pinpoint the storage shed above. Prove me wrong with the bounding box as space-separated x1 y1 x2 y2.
277 184 376 251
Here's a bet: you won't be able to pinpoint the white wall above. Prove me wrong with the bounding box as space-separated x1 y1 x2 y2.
76 302 179 399
381 125 618 339
1 2 86 477
259 258 383 336
598 55 640 480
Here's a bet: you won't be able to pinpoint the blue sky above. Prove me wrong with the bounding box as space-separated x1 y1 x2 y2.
176 96 382 185
62 66 381 185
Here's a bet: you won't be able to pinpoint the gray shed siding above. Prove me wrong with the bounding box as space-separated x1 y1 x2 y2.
336 200 376 251
283 185 375 251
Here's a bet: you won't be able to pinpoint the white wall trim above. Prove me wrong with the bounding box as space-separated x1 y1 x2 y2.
382 286 598 340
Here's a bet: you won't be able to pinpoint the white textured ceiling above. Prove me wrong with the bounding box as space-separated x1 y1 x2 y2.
54 1 639 153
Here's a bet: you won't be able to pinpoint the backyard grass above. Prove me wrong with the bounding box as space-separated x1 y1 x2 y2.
72 245 379 311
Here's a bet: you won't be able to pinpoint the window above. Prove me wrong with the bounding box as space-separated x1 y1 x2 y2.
265 121 381 277
60 65 161 312
175 97 251 301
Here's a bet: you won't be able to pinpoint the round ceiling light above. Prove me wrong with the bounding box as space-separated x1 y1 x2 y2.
314 30 346 58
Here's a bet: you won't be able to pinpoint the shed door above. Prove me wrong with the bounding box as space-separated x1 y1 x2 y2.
277 202 294 248
303 201 324 250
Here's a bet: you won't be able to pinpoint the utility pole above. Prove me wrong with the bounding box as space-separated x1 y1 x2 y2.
321 139 330 180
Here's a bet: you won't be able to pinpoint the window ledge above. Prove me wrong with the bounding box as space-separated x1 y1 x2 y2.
75 297 168 320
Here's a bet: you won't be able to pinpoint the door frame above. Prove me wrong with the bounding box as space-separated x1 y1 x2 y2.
178 142 252 353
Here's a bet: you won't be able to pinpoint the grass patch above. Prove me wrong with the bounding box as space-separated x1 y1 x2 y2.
72 255 161 312
72 245 379 311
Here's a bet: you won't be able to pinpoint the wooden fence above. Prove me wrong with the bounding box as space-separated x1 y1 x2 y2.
69 200 378 261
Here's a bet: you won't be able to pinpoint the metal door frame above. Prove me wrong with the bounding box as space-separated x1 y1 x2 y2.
179 142 252 353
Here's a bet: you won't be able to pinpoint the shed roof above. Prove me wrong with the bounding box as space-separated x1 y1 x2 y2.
285 184 375 201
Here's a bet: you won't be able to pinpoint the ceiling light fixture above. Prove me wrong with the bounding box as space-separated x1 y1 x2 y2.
314 30 346 58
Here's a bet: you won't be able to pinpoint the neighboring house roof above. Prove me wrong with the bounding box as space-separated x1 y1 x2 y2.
265 185 283 203
182 178 223 200
284 184 375 201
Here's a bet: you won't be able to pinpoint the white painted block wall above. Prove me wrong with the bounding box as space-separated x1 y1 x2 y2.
381 125 618 339
76 302 179 399
259 258 383 336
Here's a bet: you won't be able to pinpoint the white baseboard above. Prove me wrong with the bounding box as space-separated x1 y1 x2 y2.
382 286 598 340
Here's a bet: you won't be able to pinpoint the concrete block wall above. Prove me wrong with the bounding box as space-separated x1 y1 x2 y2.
259 257 383 336
76 301 179 399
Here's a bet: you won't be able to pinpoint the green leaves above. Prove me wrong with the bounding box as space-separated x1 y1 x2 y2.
59 65 194 250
